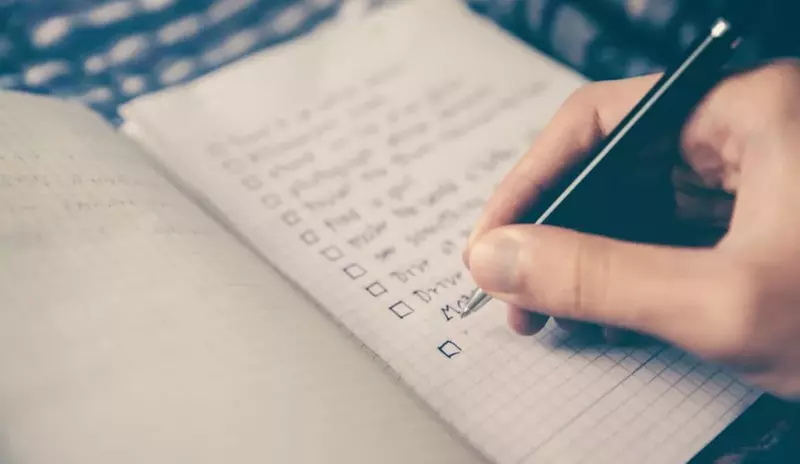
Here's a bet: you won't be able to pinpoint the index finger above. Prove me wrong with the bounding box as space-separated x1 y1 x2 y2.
463 73 663 264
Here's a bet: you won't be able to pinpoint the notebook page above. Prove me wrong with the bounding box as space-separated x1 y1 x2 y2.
0 91 485 464
120 1 761 463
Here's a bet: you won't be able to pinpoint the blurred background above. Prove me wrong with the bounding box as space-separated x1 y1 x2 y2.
0 0 797 123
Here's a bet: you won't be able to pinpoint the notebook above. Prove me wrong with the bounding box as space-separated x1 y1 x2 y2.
0 0 762 463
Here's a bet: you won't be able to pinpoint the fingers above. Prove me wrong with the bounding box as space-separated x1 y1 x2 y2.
463 73 663 265
672 165 734 226
507 305 548 336
679 59 800 193
465 223 722 344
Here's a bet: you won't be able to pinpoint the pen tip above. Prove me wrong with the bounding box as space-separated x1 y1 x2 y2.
461 289 491 318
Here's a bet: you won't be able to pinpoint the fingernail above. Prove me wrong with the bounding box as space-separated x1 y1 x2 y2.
467 230 521 294
463 227 481 266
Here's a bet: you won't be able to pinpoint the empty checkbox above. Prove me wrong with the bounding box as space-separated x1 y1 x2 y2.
282 210 301 226
241 175 263 191
206 143 226 157
321 246 343 261
343 263 366 279
365 281 387 297
261 194 282 209
222 159 245 174
438 340 461 358
388 300 414 319
300 230 319 245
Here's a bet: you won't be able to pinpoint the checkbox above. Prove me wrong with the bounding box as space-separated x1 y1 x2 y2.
222 159 245 174
438 340 462 358
300 230 319 245
389 300 414 319
241 175 263 191
260 194 281 209
321 246 343 261
343 263 366 280
282 210 301 226
365 281 387 297
206 143 226 157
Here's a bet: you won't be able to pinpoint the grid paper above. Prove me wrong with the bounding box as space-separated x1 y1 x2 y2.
120 1 761 462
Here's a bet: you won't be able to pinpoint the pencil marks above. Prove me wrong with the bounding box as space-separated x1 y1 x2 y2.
195 65 539 360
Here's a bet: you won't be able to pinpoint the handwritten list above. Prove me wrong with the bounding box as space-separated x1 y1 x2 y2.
207 63 544 330
121 1 761 463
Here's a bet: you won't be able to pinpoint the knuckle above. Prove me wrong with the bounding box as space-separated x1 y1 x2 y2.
698 59 800 126
560 83 600 116
682 59 800 182
565 235 610 321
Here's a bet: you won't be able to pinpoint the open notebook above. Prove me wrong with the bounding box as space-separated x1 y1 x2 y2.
0 1 762 463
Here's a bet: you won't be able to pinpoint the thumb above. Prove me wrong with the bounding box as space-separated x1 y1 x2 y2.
466 224 724 343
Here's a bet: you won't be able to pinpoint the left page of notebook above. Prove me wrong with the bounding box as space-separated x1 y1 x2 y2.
0 91 485 464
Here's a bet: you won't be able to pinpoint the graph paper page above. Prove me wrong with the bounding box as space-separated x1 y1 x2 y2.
121 1 761 462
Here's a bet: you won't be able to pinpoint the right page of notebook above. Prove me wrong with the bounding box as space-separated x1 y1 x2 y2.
120 1 761 463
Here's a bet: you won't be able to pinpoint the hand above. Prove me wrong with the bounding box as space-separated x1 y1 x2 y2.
463 59 800 400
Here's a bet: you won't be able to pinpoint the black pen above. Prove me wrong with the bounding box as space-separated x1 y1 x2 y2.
461 12 751 318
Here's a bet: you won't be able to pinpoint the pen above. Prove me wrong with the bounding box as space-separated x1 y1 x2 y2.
461 10 751 318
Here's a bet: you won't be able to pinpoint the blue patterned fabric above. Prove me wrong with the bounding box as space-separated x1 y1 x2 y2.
0 0 788 122
0 0 360 120
469 0 774 80
0 0 737 122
